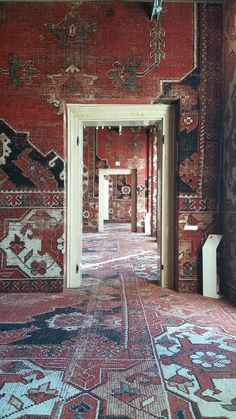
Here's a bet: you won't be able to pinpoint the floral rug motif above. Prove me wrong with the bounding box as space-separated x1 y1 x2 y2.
0 224 235 418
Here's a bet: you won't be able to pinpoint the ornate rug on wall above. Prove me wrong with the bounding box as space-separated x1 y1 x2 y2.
0 2 223 293
0 225 235 418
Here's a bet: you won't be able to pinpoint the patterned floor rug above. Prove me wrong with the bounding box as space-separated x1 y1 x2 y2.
0 224 235 418
82 223 160 282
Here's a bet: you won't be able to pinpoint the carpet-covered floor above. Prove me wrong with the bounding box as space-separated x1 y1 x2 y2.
82 223 160 282
0 224 236 418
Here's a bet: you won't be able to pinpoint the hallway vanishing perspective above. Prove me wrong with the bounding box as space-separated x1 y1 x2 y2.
0 226 236 417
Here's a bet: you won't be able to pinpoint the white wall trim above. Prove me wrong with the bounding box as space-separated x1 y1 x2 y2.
66 104 176 289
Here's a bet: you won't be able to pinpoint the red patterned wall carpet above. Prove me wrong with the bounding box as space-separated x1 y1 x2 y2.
0 224 236 418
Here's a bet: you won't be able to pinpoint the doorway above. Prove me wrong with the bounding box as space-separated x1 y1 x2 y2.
66 104 176 289
98 168 137 233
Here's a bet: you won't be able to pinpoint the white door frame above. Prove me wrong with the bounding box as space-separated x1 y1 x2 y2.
102 176 109 221
98 168 137 232
66 104 176 289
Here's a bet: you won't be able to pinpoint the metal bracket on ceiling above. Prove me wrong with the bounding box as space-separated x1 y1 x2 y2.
151 0 163 21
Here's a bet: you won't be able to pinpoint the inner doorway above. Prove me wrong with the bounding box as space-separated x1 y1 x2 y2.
98 168 137 233
66 104 176 289
83 123 161 284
